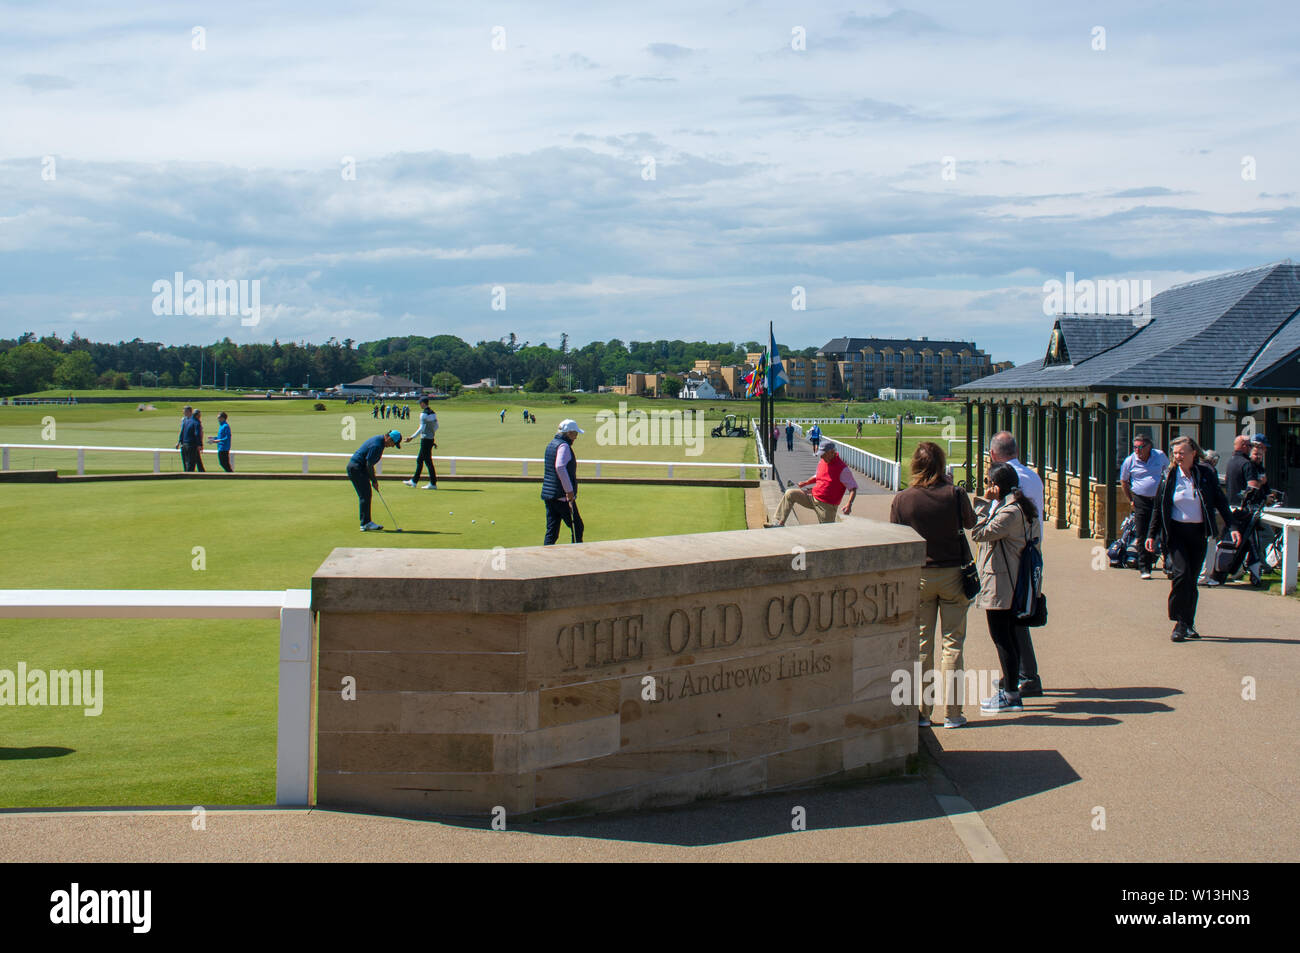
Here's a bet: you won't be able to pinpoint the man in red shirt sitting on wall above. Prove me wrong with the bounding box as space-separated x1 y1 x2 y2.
767 440 858 527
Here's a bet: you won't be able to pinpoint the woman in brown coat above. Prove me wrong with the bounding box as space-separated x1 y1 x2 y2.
971 463 1041 714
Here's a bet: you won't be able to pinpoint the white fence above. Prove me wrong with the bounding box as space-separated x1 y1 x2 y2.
749 420 771 477
0 588 313 806
0 443 766 480
832 442 902 491
1261 510 1300 595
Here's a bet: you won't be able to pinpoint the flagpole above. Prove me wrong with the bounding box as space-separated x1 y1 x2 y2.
766 320 774 466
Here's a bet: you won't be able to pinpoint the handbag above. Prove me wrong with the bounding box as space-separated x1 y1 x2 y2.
997 506 1048 627
955 488 981 599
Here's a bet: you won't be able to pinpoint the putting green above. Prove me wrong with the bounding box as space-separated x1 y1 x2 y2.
0 479 746 808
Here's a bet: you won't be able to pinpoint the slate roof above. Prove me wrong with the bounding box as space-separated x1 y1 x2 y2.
820 336 981 354
956 261 1300 394
1053 317 1140 364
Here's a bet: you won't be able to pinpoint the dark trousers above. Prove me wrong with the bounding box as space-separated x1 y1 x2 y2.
180 446 197 472
1130 493 1157 570
986 608 1021 695
195 449 205 472
544 498 583 545
1015 624 1039 685
1166 519 1208 626
218 449 233 472
348 466 373 525
412 438 436 483
786 436 793 450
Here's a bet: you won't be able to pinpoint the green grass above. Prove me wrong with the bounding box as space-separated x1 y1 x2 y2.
0 479 745 808
0 397 758 476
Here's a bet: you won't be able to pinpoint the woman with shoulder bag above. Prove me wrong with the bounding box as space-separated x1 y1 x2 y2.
889 443 977 729
1144 436 1239 642
970 463 1041 715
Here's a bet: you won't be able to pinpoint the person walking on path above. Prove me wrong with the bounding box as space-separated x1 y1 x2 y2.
808 423 822 454
1120 433 1168 580
890 442 976 729
1145 436 1240 641
177 406 200 472
971 463 1041 714
208 411 233 472
403 397 438 489
988 431 1044 696
542 419 585 545
785 421 795 452
767 440 857 526
347 430 401 531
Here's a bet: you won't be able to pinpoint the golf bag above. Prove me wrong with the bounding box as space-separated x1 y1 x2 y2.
1108 513 1140 568
1211 487 1276 584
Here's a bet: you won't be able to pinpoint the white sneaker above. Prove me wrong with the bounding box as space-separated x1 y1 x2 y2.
361 521 383 531
422 483 435 489
943 715 968 729
402 479 416 487
1140 570 1152 580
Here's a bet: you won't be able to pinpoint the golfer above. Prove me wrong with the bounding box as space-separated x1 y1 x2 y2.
348 430 401 531
542 419 584 545
208 411 233 472
403 397 438 489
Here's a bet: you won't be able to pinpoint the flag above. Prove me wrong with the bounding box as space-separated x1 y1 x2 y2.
769 330 787 392
751 350 768 397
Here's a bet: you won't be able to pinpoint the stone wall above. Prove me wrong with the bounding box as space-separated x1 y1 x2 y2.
311 521 925 819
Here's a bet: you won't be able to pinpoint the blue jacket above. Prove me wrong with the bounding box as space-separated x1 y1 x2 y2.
541 436 576 501
215 422 231 451
348 435 387 471
178 416 201 447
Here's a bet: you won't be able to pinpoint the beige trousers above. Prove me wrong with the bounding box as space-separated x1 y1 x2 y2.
916 565 971 721
773 487 839 525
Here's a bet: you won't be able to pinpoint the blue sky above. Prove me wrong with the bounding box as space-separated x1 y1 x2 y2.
2 0 1298 365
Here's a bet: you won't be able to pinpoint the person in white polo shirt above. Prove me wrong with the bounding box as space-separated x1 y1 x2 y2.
1120 433 1169 580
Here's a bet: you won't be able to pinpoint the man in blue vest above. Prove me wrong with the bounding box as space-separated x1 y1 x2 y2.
542 419 584 545
347 430 401 531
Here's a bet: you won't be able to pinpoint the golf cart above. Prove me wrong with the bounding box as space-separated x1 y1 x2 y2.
710 414 750 438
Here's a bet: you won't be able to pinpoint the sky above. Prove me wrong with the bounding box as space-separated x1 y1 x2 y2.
2 0 1298 365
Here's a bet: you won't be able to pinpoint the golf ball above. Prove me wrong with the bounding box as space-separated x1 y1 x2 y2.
471 519 477 524
491 520 495 525
449 511 453 515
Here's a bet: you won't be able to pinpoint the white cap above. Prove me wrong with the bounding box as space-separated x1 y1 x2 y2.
558 418 584 434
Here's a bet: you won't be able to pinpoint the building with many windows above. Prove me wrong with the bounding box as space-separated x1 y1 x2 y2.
776 338 1001 399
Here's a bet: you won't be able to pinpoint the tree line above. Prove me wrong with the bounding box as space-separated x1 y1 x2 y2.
0 331 820 396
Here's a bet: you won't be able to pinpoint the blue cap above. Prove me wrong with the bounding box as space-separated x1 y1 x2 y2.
387 430 402 448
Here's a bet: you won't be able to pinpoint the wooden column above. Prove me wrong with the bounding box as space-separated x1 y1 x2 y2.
1016 401 1029 462
964 401 974 490
1036 398 1048 482
1078 406 1093 538
1104 392 1118 545
1054 402 1068 530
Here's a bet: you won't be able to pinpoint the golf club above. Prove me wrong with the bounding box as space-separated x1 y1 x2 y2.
374 483 403 532
569 498 581 544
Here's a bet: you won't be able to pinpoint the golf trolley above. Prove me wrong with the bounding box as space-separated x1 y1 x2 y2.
1210 487 1286 585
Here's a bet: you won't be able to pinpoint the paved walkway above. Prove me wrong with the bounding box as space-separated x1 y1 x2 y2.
1 490 1296 862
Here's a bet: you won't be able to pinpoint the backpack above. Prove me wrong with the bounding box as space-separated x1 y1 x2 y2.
1000 507 1047 626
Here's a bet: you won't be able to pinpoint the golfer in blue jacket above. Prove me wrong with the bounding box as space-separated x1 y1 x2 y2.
347 430 401 531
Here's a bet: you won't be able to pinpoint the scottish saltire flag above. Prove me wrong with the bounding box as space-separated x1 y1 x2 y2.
769 330 787 392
